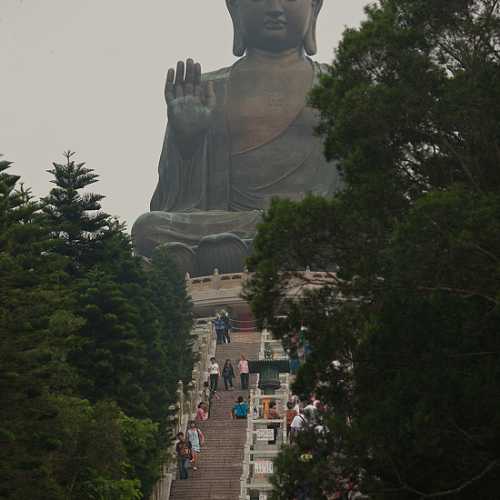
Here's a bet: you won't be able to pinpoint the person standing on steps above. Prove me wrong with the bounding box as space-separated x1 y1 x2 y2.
222 358 235 390
232 396 249 419
238 354 249 390
209 357 220 393
175 432 191 480
212 314 225 345
187 420 205 471
222 310 231 344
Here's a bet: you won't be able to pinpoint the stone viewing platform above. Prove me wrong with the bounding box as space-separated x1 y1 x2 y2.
187 269 338 318
187 271 250 318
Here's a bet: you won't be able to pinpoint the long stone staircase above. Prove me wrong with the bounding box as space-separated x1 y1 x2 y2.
169 330 261 500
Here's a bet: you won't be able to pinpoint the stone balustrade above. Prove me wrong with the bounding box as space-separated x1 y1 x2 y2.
186 269 336 316
149 317 216 500
239 331 292 500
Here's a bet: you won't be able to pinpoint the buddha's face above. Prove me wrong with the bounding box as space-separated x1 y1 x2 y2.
237 0 317 53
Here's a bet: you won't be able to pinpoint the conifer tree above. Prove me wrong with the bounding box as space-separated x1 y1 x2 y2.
42 151 109 273
1 154 195 498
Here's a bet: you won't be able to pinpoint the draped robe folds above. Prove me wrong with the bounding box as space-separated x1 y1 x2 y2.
132 60 343 257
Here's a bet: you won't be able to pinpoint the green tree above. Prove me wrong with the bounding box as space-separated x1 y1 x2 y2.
42 151 109 274
246 1 500 498
42 153 192 495
0 158 77 498
1 154 194 498
148 246 194 392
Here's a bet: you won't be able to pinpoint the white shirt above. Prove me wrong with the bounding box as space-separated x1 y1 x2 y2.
209 363 220 375
290 414 306 431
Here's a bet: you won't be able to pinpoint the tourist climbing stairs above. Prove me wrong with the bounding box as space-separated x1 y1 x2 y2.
170 330 261 500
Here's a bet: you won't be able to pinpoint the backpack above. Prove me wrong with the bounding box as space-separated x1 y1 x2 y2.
234 403 248 417
177 441 191 458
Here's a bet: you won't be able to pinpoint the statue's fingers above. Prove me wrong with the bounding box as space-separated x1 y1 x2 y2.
194 63 202 86
193 63 202 97
175 60 185 86
167 68 175 84
175 83 184 99
185 58 195 96
204 80 216 109
165 68 175 103
194 63 203 99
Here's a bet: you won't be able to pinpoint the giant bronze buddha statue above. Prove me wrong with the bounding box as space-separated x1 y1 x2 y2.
132 0 342 275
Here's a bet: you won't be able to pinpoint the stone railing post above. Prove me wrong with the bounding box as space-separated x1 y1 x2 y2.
176 381 184 433
199 337 208 377
185 381 195 420
192 367 200 392
209 322 216 359
212 268 221 290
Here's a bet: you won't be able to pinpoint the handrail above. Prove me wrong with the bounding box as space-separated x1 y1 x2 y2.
149 318 216 500
239 330 292 500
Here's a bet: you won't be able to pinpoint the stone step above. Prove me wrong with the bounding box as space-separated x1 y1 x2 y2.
169 330 261 500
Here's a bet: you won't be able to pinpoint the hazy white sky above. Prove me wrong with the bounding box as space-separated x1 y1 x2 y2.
1 0 368 229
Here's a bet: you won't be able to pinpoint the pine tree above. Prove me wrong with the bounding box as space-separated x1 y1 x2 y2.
42 151 109 274
0 159 79 498
1 154 195 498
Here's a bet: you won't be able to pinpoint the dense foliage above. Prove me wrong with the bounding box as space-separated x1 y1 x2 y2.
0 153 194 499
245 1 500 498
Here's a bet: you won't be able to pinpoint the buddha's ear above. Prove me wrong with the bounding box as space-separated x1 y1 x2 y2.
305 0 323 56
226 0 246 57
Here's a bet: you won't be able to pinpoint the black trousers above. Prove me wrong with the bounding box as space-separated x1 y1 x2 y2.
210 374 219 392
240 373 249 390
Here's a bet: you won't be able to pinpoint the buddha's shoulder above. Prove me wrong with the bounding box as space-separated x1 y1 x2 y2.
200 61 331 81
201 66 232 82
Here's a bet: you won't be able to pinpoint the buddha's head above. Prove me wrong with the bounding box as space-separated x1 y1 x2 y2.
226 0 324 57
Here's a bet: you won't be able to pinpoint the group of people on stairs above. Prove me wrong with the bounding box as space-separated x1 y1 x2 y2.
175 353 251 480
208 355 250 393
174 421 205 480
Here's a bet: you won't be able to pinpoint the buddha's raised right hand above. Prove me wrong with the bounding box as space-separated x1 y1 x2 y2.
165 59 216 148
